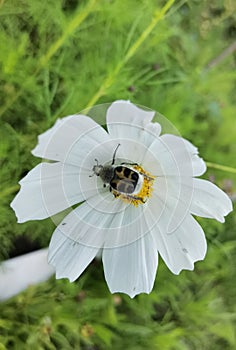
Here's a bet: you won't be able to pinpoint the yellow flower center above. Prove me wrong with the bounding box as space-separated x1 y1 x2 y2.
112 165 155 207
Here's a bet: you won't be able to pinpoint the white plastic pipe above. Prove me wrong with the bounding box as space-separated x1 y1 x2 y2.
0 248 54 301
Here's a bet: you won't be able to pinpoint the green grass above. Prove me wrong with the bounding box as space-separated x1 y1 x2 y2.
0 0 236 349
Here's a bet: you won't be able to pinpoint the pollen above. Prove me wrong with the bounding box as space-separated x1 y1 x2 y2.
112 165 155 207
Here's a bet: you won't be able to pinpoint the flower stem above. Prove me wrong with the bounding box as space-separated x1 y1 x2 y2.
37 0 97 70
205 40 236 70
206 162 236 174
0 0 97 118
0 185 19 198
85 0 176 109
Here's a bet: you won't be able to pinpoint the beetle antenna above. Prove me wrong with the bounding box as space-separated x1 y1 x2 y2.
112 144 120 165
89 159 99 177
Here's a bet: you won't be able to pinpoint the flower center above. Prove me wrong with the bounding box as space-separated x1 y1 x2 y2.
112 165 155 207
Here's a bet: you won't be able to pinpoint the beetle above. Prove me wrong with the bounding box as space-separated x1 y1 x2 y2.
90 144 145 202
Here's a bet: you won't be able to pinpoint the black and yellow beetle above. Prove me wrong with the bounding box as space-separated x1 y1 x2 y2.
90 144 147 202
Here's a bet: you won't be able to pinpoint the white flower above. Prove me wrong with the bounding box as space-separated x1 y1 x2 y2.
11 100 233 298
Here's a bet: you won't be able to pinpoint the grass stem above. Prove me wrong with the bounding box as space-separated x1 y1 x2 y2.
206 162 236 174
85 0 176 109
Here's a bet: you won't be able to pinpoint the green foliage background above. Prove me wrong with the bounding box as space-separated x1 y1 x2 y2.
0 0 236 349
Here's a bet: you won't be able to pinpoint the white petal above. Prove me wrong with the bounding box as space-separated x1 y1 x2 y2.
146 196 207 274
109 138 150 166
0 249 54 301
10 162 97 222
48 196 132 280
161 134 206 176
106 100 161 147
102 233 158 298
107 100 156 130
155 176 233 225
47 199 107 250
53 192 149 249
145 134 206 177
103 203 153 249
32 114 110 165
48 230 99 282
190 179 233 222
152 176 197 233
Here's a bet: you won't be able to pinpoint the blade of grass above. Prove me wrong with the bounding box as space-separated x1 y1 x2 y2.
205 40 236 70
37 0 97 70
85 0 176 109
0 185 19 198
0 0 98 118
206 162 236 174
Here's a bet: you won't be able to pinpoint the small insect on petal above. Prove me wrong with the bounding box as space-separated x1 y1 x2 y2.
90 144 155 207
